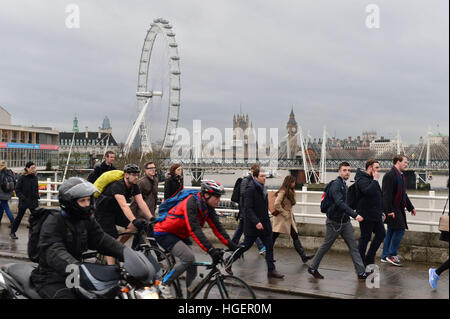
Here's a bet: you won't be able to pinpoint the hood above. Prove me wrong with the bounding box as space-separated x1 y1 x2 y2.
355 168 371 181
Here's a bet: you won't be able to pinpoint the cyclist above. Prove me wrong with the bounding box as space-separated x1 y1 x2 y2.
154 179 239 298
30 177 125 299
95 164 153 265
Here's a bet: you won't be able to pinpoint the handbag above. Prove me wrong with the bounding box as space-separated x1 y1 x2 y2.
268 191 285 216
439 197 449 232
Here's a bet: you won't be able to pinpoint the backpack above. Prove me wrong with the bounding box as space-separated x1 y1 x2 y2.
93 170 124 198
0 170 15 193
27 208 60 262
347 182 359 210
320 181 335 214
230 177 243 203
156 189 200 222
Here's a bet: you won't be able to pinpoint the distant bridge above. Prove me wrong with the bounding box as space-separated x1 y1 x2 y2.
159 158 449 172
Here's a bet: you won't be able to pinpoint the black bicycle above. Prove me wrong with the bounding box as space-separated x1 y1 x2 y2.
92 221 174 278
169 248 256 299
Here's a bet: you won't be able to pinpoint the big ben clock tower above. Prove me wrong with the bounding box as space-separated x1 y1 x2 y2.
286 107 300 158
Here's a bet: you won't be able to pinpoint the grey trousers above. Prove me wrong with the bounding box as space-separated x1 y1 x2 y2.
310 218 366 275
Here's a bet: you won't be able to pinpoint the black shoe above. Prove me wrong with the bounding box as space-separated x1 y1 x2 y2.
267 270 285 279
358 273 368 280
308 267 324 279
9 233 18 240
301 254 315 263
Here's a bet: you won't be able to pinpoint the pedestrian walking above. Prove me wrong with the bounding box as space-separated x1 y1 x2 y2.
272 175 314 263
10 161 39 240
0 160 15 227
231 164 266 255
226 168 284 278
308 162 367 280
381 155 416 267
87 151 116 183
355 159 386 266
164 163 184 200
130 161 159 218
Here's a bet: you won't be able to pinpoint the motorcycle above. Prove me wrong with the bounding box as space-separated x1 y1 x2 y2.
0 247 162 299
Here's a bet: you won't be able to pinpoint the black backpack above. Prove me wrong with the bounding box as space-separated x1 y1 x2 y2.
0 170 15 193
230 177 243 203
347 182 359 210
28 208 60 262
320 181 335 214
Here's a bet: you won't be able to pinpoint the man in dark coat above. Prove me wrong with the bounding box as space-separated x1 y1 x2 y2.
231 164 265 253
355 159 386 266
308 162 367 280
10 161 39 240
381 155 416 266
87 151 116 183
130 161 159 218
226 169 284 278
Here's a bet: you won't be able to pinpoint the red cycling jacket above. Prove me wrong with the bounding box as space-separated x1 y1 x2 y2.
154 193 230 252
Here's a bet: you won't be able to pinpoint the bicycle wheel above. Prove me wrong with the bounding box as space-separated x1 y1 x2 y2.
142 246 173 277
203 275 256 299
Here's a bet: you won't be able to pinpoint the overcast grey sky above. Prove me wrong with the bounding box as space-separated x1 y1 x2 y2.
1 0 448 145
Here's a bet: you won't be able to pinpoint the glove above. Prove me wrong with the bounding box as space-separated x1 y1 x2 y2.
208 247 222 265
132 218 147 231
227 241 239 251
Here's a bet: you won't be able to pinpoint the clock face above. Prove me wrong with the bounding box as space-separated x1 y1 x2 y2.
292 127 297 133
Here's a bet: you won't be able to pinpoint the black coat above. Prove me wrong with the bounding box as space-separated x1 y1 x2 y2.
382 167 414 230
243 178 272 237
164 174 184 200
30 211 124 290
15 173 39 209
355 169 383 222
327 176 358 223
237 174 253 219
87 161 116 183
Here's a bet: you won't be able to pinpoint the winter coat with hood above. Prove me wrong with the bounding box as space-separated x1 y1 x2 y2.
15 169 39 209
354 168 383 222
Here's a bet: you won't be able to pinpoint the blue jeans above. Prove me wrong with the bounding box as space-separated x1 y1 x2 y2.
0 200 15 224
382 227 405 258
231 217 264 250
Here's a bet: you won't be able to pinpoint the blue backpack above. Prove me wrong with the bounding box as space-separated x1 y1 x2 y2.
320 181 335 214
156 189 200 222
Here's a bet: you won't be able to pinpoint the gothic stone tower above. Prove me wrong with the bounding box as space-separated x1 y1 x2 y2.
286 107 300 158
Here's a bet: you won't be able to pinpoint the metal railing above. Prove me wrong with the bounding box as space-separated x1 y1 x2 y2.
10 180 449 232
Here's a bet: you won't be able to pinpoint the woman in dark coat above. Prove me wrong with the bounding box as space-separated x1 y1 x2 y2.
164 163 184 200
10 161 40 239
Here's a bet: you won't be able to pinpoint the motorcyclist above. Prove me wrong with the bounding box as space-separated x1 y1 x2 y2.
30 177 125 299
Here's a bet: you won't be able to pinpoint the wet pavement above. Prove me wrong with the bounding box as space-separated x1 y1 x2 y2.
1 222 448 299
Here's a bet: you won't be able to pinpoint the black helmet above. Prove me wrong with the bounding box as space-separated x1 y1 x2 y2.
201 179 225 196
124 164 140 174
58 177 97 219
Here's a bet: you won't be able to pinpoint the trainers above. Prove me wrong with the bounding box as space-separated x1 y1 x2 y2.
380 257 388 263
159 283 174 299
358 273 368 280
258 246 266 255
428 268 439 289
386 256 402 267
9 233 18 240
